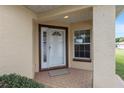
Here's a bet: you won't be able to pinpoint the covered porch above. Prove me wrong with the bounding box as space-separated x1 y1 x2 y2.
35 68 92 88
29 5 124 87
1 5 124 88
32 6 93 88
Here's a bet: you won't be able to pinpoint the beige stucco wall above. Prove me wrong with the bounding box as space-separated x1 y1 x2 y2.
34 20 93 72
93 6 116 87
93 5 124 87
0 6 37 78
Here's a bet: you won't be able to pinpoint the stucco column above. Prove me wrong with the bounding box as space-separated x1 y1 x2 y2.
93 6 116 87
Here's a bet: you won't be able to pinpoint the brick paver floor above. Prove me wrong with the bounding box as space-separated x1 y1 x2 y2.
35 68 92 88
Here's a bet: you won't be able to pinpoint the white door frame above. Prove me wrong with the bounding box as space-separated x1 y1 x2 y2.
39 24 68 71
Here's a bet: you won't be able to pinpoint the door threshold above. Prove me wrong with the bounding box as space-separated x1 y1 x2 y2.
40 66 68 71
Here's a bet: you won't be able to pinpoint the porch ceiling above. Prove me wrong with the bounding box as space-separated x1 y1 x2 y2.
25 5 64 14
25 5 92 24
25 5 124 24
42 7 93 24
116 6 124 17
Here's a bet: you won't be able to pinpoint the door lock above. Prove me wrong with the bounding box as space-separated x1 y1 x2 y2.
49 46 51 50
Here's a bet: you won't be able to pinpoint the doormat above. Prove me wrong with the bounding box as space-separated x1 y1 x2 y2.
48 69 69 77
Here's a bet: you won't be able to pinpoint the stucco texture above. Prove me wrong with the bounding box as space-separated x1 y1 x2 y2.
0 6 37 78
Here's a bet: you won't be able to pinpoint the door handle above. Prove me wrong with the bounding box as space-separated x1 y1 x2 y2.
49 46 51 50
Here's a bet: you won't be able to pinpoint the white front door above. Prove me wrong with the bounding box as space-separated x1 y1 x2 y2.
41 27 66 69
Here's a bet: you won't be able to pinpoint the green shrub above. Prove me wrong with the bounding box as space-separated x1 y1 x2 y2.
0 73 45 88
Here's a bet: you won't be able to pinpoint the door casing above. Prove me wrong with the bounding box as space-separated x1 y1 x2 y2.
39 24 68 71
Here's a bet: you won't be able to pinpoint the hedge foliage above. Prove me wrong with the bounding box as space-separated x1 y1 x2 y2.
0 73 45 88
